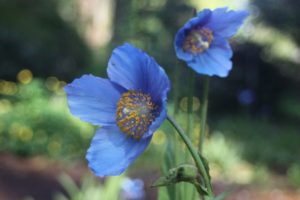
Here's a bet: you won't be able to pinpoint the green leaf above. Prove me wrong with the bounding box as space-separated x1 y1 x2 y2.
152 176 172 187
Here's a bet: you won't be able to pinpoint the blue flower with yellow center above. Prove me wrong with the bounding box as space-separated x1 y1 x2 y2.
174 7 249 77
65 43 170 176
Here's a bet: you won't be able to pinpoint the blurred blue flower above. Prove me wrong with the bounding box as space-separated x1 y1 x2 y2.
174 7 249 77
65 43 170 176
238 89 255 105
121 178 145 200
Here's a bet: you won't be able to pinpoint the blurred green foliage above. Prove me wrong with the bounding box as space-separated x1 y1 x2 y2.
0 0 91 81
215 116 300 171
54 174 123 200
287 164 300 187
0 79 93 158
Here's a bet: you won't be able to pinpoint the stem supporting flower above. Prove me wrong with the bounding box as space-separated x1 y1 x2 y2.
199 76 210 152
166 115 213 197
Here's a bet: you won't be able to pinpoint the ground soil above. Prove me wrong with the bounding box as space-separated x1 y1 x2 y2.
0 153 299 200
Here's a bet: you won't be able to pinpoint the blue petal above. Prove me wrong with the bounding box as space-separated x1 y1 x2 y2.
188 56 215 76
174 9 212 62
206 7 249 38
205 48 232 76
187 35 233 77
174 28 194 62
142 100 167 139
64 74 125 126
107 43 170 103
197 8 213 22
188 45 232 77
210 35 233 59
86 126 152 176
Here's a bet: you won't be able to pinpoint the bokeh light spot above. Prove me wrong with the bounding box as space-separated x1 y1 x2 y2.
9 123 33 141
17 69 33 84
45 76 59 91
0 99 12 114
152 130 166 145
47 140 61 155
0 80 18 95
180 96 200 112
18 126 33 141
56 81 67 95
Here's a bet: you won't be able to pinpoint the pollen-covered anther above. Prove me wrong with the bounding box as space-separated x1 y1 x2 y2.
182 27 213 53
116 90 159 139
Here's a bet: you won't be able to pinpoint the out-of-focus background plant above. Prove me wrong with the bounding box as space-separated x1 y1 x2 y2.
0 0 299 199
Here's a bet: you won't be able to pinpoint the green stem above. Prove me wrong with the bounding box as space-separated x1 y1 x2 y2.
186 68 196 199
187 69 195 136
185 69 195 161
167 115 213 197
173 61 181 115
171 62 181 200
199 76 210 152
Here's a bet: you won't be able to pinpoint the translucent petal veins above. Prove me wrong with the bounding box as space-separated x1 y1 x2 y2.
116 90 159 139
183 28 213 54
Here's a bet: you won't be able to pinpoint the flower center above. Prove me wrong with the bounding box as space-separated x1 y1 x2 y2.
182 27 213 53
116 90 159 139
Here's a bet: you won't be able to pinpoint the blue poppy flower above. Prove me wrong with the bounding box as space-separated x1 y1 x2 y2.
64 43 170 176
174 7 249 77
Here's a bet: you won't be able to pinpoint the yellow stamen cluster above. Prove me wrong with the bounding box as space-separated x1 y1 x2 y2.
182 27 213 53
116 90 159 139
